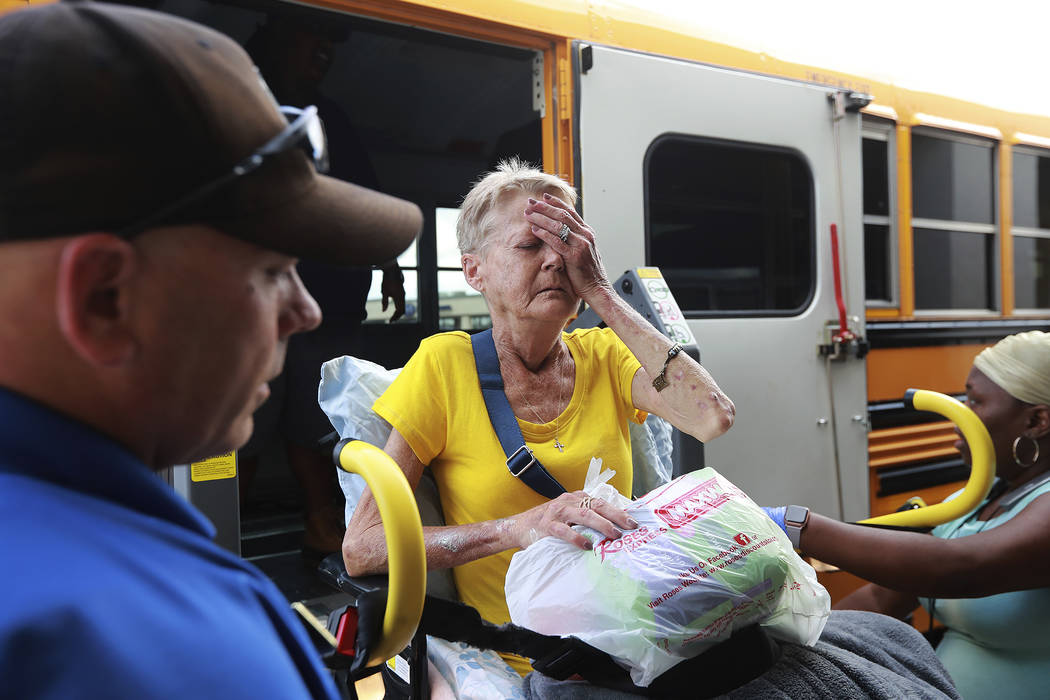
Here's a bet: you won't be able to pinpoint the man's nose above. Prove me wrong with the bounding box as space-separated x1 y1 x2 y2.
280 269 322 337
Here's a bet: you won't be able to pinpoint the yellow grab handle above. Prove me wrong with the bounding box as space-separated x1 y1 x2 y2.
859 389 995 528
334 439 426 666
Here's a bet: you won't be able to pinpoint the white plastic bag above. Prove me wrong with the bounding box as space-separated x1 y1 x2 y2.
318 355 400 448
505 467 830 687
426 637 527 700
629 415 674 496
317 355 400 525
317 355 460 602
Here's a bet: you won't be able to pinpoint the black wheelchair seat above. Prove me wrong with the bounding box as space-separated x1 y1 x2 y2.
318 553 780 699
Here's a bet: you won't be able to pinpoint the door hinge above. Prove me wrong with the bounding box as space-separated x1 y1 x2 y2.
558 56 571 121
828 90 872 120
532 51 546 119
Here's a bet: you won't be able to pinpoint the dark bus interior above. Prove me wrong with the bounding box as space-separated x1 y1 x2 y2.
141 0 543 596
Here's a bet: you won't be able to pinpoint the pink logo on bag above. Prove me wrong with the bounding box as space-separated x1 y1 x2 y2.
733 532 751 546
595 525 666 561
654 477 732 529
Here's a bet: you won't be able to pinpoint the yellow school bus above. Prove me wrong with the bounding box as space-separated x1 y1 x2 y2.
10 0 1047 556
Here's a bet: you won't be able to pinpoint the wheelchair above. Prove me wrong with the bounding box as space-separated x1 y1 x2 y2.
315 389 994 699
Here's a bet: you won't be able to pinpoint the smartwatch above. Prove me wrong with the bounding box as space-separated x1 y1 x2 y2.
784 505 810 550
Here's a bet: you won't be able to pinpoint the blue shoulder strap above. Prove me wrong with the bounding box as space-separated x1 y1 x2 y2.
470 329 567 500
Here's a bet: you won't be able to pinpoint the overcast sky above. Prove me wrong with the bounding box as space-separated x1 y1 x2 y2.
629 0 1050 118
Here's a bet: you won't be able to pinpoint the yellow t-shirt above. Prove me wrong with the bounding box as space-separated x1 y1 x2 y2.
373 327 645 675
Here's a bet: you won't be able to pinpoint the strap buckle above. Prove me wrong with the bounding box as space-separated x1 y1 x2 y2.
507 445 537 477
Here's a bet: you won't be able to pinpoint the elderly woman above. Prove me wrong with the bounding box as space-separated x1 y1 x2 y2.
779 330 1050 699
341 159 735 675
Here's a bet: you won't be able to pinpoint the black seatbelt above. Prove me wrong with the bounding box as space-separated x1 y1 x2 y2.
471 329 567 500
417 590 779 698
320 552 780 698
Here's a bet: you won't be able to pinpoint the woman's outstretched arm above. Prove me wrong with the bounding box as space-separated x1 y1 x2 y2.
800 496 1050 599
342 428 637 576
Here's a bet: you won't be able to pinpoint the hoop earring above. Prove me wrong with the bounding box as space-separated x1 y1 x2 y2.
1013 436 1041 468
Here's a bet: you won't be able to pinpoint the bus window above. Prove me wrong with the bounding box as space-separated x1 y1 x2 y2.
644 136 814 316
436 206 487 331
862 120 896 306
911 130 997 311
1011 148 1050 311
469 314 493 329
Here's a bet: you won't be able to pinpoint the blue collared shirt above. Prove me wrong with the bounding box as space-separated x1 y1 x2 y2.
0 387 338 699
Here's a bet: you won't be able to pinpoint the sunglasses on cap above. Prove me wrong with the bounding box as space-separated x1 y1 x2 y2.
115 105 329 238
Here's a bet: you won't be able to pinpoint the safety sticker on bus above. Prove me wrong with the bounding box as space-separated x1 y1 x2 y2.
190 452 237 482
387 653 411 683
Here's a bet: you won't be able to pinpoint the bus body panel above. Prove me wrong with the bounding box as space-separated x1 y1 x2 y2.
576 44 868 519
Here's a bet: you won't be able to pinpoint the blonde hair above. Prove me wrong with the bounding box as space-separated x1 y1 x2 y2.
456 157 577 257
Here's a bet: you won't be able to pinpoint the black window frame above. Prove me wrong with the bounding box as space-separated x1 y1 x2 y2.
861 117 898 308
1011 144 1050 312
909 127 999 314
642 132 817 319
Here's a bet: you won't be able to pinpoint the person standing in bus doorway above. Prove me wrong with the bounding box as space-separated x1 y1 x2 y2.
239 11 407 560
0 3 420 699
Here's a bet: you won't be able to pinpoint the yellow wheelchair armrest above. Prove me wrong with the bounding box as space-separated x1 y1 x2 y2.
334 439 426 666
859 389 995 528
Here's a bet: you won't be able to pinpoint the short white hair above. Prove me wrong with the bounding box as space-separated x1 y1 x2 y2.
456 157 577 257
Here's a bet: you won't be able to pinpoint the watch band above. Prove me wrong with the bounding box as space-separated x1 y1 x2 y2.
784 505 810 550
651 343 683 392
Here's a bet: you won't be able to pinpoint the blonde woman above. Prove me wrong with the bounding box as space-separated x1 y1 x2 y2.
342 159 735 675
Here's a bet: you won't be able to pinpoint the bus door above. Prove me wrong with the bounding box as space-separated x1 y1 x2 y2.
574 43 868 520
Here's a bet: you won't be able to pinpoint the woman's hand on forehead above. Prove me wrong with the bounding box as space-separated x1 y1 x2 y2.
524 193 611 301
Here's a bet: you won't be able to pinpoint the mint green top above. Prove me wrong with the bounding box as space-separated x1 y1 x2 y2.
919 481 1050 699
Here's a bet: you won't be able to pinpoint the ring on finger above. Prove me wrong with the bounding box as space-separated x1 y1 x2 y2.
579 496 593 509
558 223 571 243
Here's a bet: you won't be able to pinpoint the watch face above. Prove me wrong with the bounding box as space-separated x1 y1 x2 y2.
785 505 809 525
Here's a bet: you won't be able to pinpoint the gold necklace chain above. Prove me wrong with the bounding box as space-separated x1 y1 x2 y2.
518 349 567 452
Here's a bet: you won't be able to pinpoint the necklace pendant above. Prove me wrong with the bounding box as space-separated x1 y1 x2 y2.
554 438 565 452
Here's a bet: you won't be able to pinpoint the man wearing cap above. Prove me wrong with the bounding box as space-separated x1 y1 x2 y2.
0 2 420 698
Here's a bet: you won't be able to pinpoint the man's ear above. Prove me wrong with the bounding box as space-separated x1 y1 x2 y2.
55 234 139 367
461 253 484 294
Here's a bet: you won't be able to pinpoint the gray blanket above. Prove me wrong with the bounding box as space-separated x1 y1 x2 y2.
524 610 959 699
